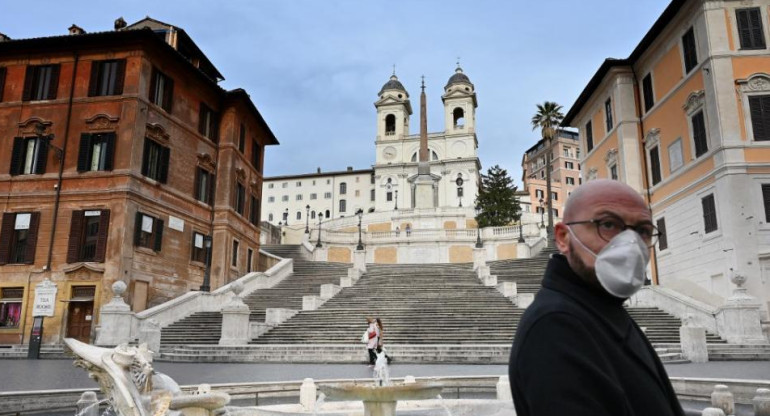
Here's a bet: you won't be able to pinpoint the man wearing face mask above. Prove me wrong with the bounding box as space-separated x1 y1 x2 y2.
508 179 684 416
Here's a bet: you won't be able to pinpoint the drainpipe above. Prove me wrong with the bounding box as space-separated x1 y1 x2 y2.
631 67 661 285
45 52 79 271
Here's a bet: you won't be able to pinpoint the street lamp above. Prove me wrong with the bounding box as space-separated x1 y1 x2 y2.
356 208 364 251
316 211 324 248
538 197 545 228
394 189 398 210
305 205 310 233
199 235 213 292
475 205 483 248
283 208 288 223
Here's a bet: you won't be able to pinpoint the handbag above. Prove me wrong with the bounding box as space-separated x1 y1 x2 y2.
361 330 369 344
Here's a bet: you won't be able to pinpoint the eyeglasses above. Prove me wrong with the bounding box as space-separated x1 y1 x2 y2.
565 216 661 248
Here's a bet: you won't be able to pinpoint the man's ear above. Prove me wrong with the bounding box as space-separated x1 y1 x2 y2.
554 223 570 254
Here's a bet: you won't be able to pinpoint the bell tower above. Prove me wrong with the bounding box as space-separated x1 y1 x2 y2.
442 64 477 134
375 71 412 142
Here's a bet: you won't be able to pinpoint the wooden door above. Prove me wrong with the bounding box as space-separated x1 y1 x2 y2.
66 302 93 343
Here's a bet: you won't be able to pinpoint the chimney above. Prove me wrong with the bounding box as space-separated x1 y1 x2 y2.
0 32 10 42
68 24 86 36
317 167 321 173
347 166 353 171
114 17 127 30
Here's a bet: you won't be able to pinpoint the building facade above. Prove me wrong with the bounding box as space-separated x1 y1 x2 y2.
563 0 770 314
0 18 277 345
262 67 482 227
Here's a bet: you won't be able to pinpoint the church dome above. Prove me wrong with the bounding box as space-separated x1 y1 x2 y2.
445 66 473 89
379 74 408 96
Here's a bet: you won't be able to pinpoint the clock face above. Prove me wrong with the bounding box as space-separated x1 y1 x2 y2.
383 146 397 160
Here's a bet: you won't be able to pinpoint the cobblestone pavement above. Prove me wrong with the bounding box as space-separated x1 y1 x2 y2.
0 359 768 392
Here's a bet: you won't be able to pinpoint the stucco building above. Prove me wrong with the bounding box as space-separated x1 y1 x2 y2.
563 0 770 314
0 17 278 345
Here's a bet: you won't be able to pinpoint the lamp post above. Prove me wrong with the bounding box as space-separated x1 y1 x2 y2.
316 212 323 248
305 205 310 234
200 235 213 292
394 189 398 210
475 205 483 248
283 208 288 224
356 208 364 251
539 197 545 228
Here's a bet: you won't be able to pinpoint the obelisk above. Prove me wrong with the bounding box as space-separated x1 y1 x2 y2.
414 77 437 209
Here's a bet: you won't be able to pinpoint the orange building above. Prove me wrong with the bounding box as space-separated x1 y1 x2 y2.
563 0 770 313
0 18 278 345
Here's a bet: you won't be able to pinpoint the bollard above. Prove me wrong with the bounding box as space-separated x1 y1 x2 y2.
710 384 734 416
754 388 770 416
76 391 99 416
299 378 317 411
701 408 726 416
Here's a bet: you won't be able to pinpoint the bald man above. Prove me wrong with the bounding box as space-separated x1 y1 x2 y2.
508 180 684 416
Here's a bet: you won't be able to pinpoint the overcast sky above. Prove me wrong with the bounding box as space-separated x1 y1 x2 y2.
1 0 671 184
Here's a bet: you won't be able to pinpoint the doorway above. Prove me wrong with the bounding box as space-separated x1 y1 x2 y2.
65 286 95 343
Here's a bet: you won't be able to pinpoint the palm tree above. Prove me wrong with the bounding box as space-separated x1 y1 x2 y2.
531 101 564 246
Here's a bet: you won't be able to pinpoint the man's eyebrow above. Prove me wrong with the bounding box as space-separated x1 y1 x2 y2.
595 210 653 226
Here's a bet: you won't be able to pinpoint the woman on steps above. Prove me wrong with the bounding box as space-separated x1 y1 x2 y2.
364 317 379 366
376 318 392 364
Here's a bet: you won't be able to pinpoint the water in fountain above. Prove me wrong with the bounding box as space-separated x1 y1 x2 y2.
435 394 453 416
312 392 326 416
74 397 113 416
373 350 391 386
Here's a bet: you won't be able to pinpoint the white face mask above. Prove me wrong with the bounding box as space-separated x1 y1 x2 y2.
568 228 650 298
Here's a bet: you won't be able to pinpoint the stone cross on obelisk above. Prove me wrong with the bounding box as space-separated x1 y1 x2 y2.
414 76 438 209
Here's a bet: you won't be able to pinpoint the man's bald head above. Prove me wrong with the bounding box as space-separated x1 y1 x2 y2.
562 179 648 223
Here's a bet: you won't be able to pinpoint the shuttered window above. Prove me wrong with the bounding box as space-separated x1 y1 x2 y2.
10 136 49 175
22 64 59 101
692 111 708 157
252 139 261 170
67 210 110 263
191 232 206 263
0 212 40 265
0 67 6 102
736 8 766 50
702 194 718 234
77 133 115 172
239 124 246 153
198 103 218 142
231 240 239 267
650 146 662 185
656 218 668 251
149 68 173 112
194 168 215 205
643 73 655 112
141 138 169 183
234 182 246 215
762 184 770 223
605 98 613 132
683 27 698 74
749 95 770 141
134 212 163 251
585 121 594 152
249 195 260 226
88 59 126 97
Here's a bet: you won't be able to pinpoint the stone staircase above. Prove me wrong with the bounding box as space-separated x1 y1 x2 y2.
261 244 309 260
0 344 68 359
159 259 351 346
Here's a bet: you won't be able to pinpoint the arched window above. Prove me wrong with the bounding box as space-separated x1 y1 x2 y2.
453 107 465 128
385 114 396 135
296 211 302 220
325 209 331 218
411 150 439 162
340 182 347 195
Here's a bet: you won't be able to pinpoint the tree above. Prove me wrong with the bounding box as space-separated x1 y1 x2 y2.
531 101 564 244
474 165 521 228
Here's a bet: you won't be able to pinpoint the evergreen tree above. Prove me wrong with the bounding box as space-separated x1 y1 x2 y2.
474 165 521 228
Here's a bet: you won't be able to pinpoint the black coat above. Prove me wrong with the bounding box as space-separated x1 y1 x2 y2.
508 254 685 416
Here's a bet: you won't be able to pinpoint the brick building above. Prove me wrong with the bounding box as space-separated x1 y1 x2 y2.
0 17 278 345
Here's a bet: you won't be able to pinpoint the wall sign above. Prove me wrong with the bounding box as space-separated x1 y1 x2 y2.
32 279 58 317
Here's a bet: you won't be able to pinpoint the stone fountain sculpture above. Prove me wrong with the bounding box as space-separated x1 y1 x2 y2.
64 338 229 416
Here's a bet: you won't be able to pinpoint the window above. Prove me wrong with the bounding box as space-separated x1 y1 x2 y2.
141 139 170 183
88 59 126 97
540 171 545 179
387 191 393 201
702 194 718 233
67 210 110 263
10 136 49 175
0 67 6 102
282 182 288 188
324 192 332 199
668 139 684 172
23 64 59 101
268 184 274 189
247 248 253 273
268 213 273 221
565 161 574 169
282 210 288 221
149 68 174 112
340 182 347 194
296 181 302 187
355 177 360 183
339 199 347 213
282 195 289 202
457 187 464 197
0 212 40 265
563 147 571 158
650 146 662 186
0 288 23 328
296 194 303 201
325 209 330 218
551 192 558 201
235 182 246 215
133 212 163 251
643 73 654 112
191 232 206 263
311 211 316 219
268 196 275 203
250 195 259 226
657 218 668 251
296 211 301 220
736 8 766 50
385 114 396 135
232 240 239 267
692 110 708 157
585 121 594 152
605 98 613 132
355 190 360 197
682 27 698 74
239 124 246 153
198 104 219 142
566 177 575 185
194 168 215 205
610 164 618 180
252 140 261 169
77 133 115 172
763 184 770 222
453 107 465 127
310 193 317 200
749 95 770 141
371 189 375 201
535 189 544 198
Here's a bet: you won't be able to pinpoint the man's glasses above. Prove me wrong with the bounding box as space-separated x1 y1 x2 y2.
565 216 661 248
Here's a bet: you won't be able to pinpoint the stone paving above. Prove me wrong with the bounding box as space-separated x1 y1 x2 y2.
0 359 768 393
